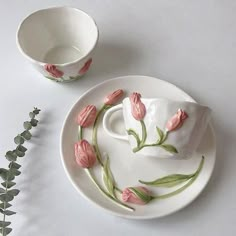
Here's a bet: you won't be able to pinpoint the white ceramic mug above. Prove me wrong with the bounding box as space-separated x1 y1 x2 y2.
17 7 98 82
103 98 211 159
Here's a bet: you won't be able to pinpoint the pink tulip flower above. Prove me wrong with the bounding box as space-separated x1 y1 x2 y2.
77 105 97 127
74 140 96 168
166 109 188 132
44 64 64 78
122 186 152 205
129 92 146 120
104 89 124 105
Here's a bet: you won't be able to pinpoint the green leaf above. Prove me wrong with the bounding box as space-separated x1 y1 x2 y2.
9 168 21 176
129 187 153 203
21 130 32 140
9 162 21 170
0 188 5 194
156 126 164 143
16 145 27 153
5 151 17 162
15 149 25 157
139 174 193 187
161 144 178 153
33 107 40 115
30 118 38 127
127 129 141 146
0 221 11 227
0 194 14 202
102 156 115 198
0 203 12 209
3 210 16 216
0 227 12 235
0 169 8 181
7 189 20 197
14 135 24 145
23 121 32 130
1 182 15 189
29 112 35 119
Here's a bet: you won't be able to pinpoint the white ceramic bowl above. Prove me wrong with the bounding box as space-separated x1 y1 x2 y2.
17 7 99 82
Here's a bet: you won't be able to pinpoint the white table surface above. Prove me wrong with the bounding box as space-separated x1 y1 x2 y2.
0 1 235 235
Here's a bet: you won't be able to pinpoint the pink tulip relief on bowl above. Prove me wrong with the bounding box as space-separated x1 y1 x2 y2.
104 89 124 105
122 186 153 205
79 58 93 75
77 105 97 128
129 92 146 121
74 139 96 168
166 109 188 132
44 64 64 78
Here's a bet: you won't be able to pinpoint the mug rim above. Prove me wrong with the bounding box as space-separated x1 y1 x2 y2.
16 6 99 66
123 97 211 110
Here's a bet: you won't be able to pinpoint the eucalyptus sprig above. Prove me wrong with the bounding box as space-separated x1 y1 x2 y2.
0 107 40 236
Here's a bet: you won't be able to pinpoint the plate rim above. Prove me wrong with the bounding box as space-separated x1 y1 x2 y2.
60 75 216 219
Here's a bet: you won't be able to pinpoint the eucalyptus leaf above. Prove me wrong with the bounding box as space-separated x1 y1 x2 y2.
33 108 40 115
16 145 27 153
0 203 12 209
0 227 12 235
23 121 32 130
139 174 193 187
0 188 5 194
9 162 21 170
30 118 38 127
102 156 115 198
29 112 35 119
14 135 24 145
5 151 17 162
1 182 16 189
7 189 20 197
161 144 178 153
3 210 16 216
9 169 21 176
0 169 9 181
0 194 14 202
21 130 32 140
15 149 25 157
0 221 11 227
156 126 164 143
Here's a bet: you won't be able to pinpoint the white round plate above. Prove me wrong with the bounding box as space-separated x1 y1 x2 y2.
60 75 216 219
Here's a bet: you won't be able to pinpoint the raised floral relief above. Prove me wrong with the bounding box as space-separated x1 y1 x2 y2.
127 92 188 154
74 89 204 210
79 58 93 75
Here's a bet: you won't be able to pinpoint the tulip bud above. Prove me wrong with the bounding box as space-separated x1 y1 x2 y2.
166 109 188 132
104 89 124 105
129 92 146 120
44 64 64 78
77 105 97 127
74 140 96 168
122 186 153 205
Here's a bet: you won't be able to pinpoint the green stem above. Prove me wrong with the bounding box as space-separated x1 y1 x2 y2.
78 125 83 141
140 120 147 145
152 156 204 200
86 169 134 211
92 105 107 166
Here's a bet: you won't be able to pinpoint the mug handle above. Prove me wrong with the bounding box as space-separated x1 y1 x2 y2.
103 104 129 141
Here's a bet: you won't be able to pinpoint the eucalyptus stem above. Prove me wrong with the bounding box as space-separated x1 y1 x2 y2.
86 169 134 212
152 156 204 200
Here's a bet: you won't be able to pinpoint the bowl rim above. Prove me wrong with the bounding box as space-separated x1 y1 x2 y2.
16 6 99 66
